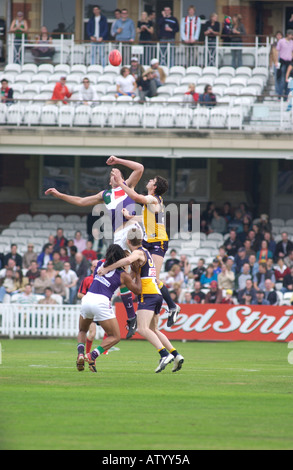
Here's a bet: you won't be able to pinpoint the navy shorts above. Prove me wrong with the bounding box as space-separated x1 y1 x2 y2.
142 240 169 258
138 294 163 315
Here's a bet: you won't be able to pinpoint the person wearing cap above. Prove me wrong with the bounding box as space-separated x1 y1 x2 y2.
129 56 144 81
234 246 249 275
1 79 14 105
86 5 108 66
136 68 157 102
149 58 166 87
204 281 222 304
22 243 38 270
9 11 28 64
51 76 72 105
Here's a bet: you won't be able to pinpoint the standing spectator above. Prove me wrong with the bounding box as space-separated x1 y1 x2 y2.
60 261 78 304
51 76 72 105
82 240 97 263
9 11 28 64
157 6 179 66
37 243 53 269
54 228 68 252
137 69 157 102
199 84 217 107
137 11 154 51
86 5 108 66
4 244 22 269
149 58 166 87
191 281 206 304
180 5 201 67
22 243 38 270
204 13 221 66
110 9 121 40
33 268 52 295
129 57 144 81
204 281 223 304
32 26 55 63
275 232 293 261
78 77 98 106
112 9 135 42
1 79 14 105
38 287 58 305
183 83 199 106
275 29 293 98
269 31 283 95
116 67 137 98
73 231 87 253
230 14 246 69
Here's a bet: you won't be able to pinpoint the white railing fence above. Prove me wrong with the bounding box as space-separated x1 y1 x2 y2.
0 304 104 339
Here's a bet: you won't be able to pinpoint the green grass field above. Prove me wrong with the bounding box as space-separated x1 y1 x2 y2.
0 338 293 450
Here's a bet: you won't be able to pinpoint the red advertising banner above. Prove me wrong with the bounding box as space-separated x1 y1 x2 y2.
115 303 293 343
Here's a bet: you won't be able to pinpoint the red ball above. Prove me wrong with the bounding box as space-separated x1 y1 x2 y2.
109 49 122 67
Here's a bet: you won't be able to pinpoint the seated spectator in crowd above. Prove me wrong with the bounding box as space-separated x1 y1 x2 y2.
217 262 235 290
252 290 270 306
183 83 199 106
210 209 227 234
284 250 293 269
248 253 259 277
234 247 249 275
12 270 28 294
274 257 291 283
200 263 218 287
32 26 55 62
69 245 78 267
78 77 98 106
149 58 166 87
4 244 22 269
179 254 191 278
169 282 185 303
0 268 15 302
238 278 257 304
46 260 57 282
59 261 78 304
1 78 14 105
52 251 64 272
12 284 38 304
281 266 293 294
253 262 275 292
82 240 97 263
71 252 89 289
242 238 255 258
52 274 67 302
0 258 18 279
22 243 38 270
33 268 52 295
274 232 293 261
263 279 278 305
228 209 244 233
37 243 53 268
221 289 235 305
212 258 222 276
59 246 69 263
224 229 242 257
222 201 233 225
256 240 273 264
192 258 206 281
26 260 41 283
191 281 206 304
258 213 272 235
51 76 72 105
204 281 223 304
54 228 68 252
199 84 216 107
38 287 58 305
129 56 144 81
73 231 87 253
263 230 276 255
242 292 253 306
182 291 195 304
247 229 261 253
166 263 184 288
236 262 252 291
116 66 137 98
201 201 216 233
165 249 180 271
137 69 158 102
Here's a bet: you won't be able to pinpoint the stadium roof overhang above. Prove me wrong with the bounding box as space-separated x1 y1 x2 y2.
1 128 293 160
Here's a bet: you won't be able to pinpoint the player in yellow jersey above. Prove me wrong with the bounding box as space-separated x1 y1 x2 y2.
109 168 181 327
98 227 184 373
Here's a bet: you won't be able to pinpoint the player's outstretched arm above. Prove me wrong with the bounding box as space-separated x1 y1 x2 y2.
121 271 142 296
97 250 144 276
45 188 104 207
106 156 144 189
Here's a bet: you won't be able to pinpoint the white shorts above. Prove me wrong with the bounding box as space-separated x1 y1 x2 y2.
114 223 143 251
80 292 116 323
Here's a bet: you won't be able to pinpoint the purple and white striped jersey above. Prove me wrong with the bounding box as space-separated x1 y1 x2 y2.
89 260 123 299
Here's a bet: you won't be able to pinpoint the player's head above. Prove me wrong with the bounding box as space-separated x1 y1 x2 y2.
147 175 168 196
109 168 126 188
104 244 126 268
127 227 143 250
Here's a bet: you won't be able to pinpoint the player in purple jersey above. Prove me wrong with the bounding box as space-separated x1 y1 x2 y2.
45 156 144 338
77 244 141 373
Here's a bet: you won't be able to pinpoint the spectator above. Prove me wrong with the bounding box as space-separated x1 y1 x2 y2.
238 279 257 304
256 240 273 264
236 262 252 291
51 77 72 105
242 292 253 306
52 251 64 272
248 253 259 277
179 255 191 278
69 245 78 267
110 9 121 39
86 5 108 66
73 231 87 253
217 262 235 290
22 243 38 270
4 244 22 269
112 8 135 42
0 268 15 302
0 258 17 279
59 261 78 304
33 268 52 295
137 69 157 102
71 252 89 291
204 13 221 66
32 26 55 63
46 261 57 282
221 15 233 45
52 274 67 302
38 287 58 305
205 281 223 304
157 6 179 66
12 284 38 304
224 229 242 257
182 291 195 304
165 249 180 272
181 5 201 44
234 247 249 275
59 246 69 263
230 14 247 69
210 209 227 234
274 257 291 282
78 77 98 106
243 239 255 257
263 279 278 305
228 208 244 233
263 231 276 255
149 58 166 87
129 57 144 81
37 243 53 269
253 262 275 292
212 258 222 276
116 67 137 98
26 260 41 283
200 264 218 287
169 282 185 303
9 11 28 64
166 263 184 288
12 270 29 295
54 228 68 252
270 31 284 95
191 280 206 304
82 240 97 263
183 83 199 106
1 79 14 105
247 229 262 253
221 289 235 305
137 11 154 43
222 201 233 224
275 29 293 98
275 232 293 261
258 214 272 235
192 258 206 281
199 84 217 107
252 290 270 306
201 201 215 232
284 250 293 269
282 266 293 294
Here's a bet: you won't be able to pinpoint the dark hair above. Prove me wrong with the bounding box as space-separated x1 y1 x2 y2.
154 176 168 196
113 167 126 180
104 244 126 268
